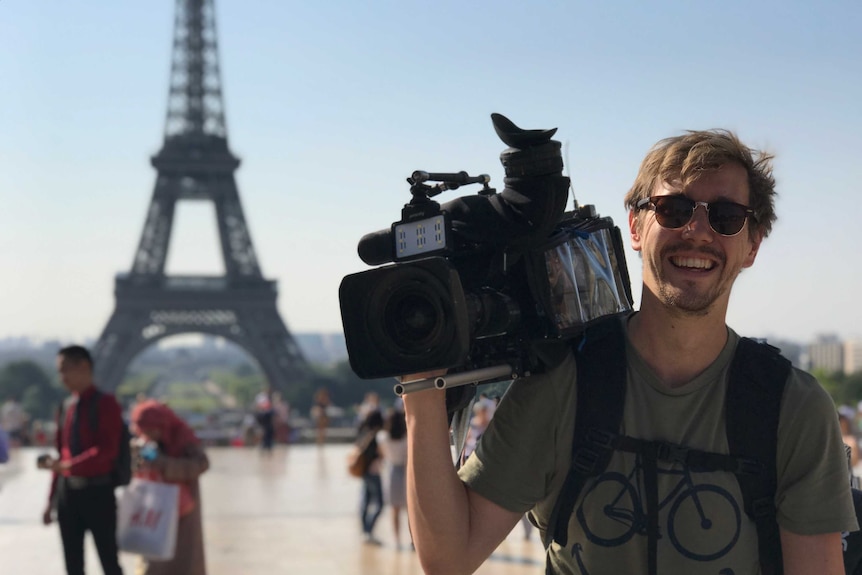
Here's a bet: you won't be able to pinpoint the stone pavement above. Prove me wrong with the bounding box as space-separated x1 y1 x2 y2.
0 445 546 574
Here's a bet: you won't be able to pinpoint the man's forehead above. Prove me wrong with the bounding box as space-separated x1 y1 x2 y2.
57 355 82 367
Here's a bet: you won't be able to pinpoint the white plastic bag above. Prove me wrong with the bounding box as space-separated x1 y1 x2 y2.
116 478 179 560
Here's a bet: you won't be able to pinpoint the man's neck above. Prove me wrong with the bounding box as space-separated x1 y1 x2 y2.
73 382 95 396
628 299 729 389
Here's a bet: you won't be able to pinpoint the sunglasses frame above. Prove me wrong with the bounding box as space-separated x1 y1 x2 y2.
635 195 754 237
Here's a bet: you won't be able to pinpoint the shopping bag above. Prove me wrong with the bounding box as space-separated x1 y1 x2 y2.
116 478 179 560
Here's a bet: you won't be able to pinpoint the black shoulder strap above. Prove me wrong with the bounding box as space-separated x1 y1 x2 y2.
726 337 791 575
544 316 627 549
88 388 102 433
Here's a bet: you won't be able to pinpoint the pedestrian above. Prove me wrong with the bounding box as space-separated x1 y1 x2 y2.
0 424 9 464
461 397 493 463
130 399 209 575
272 392 291 444
311 388 331 445
254 387 275 453
1 395 28 446
356 392 380 428
840 411 860 469
357 409 385 545
37 345 125 575
378 409 410 549
403 128 857 574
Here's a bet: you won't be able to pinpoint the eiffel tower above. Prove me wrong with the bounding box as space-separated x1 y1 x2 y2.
92 0 308 393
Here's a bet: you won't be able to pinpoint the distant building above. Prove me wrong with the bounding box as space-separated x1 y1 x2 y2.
845 340 862 375
807 334 844 374
763 338 804 367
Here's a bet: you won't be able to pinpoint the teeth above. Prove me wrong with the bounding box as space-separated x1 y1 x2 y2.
671 257 714 270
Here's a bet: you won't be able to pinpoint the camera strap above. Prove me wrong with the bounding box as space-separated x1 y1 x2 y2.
544 318 790 575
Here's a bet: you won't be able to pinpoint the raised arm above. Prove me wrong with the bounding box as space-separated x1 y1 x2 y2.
404 387 522 575
780 529 844 575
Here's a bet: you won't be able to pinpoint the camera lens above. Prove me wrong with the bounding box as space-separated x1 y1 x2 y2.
385 291 440 347
374 272 450 356
339 258 471 378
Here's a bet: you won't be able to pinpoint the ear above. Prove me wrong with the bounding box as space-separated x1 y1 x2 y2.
628 210 643 252
741 231 763 269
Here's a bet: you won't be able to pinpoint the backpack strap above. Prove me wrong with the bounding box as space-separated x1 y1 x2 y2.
88 388 102 433
726 337 790 575
544 316 627 550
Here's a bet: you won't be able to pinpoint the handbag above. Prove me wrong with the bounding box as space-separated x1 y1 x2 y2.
346 432 375 478
116 478 180 560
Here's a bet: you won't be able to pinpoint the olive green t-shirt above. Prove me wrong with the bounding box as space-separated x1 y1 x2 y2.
458 322 857 574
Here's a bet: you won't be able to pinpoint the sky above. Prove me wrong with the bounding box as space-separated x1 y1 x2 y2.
0 0 860 347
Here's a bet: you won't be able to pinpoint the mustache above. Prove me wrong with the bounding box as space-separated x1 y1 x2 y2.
661 242 725 265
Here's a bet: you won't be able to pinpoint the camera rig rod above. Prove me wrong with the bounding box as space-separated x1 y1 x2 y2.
435 364 514 390
392 377 438 397
392 364 514 397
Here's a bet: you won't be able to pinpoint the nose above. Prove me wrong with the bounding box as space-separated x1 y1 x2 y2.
683 202 713 239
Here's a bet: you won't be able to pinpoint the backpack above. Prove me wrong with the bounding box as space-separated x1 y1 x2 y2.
61 388 133 488
544 316 861 575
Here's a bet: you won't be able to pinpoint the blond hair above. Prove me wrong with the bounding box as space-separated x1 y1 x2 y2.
624 129 777 239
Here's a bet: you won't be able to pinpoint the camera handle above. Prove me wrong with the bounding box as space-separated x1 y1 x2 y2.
407 171 493 203
393 364 513 396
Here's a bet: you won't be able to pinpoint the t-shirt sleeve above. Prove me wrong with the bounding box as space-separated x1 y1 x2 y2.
457 353 577 514
775 368 859 535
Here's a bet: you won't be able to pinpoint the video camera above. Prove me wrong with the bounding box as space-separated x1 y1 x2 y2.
339 113 633 395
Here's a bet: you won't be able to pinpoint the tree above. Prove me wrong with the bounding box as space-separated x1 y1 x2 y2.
0 360 64 420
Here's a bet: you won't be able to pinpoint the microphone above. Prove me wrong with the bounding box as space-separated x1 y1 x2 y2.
357 229 394 265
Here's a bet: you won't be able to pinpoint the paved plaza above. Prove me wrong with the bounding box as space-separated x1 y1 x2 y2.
0 445 546 574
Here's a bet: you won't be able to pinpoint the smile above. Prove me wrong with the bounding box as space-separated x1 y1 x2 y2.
670 256 715 271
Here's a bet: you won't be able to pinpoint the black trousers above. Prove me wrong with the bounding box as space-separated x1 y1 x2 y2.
56 479 123 575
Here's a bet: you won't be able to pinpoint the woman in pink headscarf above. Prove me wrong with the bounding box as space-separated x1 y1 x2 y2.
131 400 209 575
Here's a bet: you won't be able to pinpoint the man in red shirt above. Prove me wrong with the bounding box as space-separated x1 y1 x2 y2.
38 345 124 575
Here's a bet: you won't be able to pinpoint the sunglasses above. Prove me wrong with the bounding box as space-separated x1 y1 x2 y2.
636 195 754 237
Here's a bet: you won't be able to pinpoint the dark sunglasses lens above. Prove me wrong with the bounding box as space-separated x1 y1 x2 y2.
708 203 748 235
652 196 693 228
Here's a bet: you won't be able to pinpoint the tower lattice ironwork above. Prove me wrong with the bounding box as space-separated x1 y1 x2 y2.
92 0 308 392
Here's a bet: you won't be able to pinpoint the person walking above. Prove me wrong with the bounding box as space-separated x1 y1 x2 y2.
403 128 857 574
254 388 275 454
357 409 385 545
38 345 124 575
311 388 332 445
130 399 209 575
378 409 410 549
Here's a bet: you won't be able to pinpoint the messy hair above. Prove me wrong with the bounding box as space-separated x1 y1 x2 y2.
624 129 777 239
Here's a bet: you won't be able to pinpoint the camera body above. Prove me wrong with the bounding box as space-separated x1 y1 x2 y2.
339 114 633 383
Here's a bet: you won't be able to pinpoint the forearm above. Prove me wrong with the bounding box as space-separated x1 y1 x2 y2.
405 388 485 575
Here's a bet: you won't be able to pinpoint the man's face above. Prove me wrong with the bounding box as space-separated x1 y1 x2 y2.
629 162 763 316
56 355 92 393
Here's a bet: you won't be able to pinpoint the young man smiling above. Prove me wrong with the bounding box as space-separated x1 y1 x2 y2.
404 129 856 575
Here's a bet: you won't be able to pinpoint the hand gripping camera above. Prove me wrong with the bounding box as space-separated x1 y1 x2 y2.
339 114 633 395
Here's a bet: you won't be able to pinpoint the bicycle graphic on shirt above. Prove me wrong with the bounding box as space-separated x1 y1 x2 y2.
575 452 742 561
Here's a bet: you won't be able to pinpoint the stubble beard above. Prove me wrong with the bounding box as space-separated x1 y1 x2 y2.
648 244 737 317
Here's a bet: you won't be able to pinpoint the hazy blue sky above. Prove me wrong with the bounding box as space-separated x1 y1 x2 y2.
1 0 860 346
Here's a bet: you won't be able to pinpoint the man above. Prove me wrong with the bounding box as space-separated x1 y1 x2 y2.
404 130 857 574
39 345 124 575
